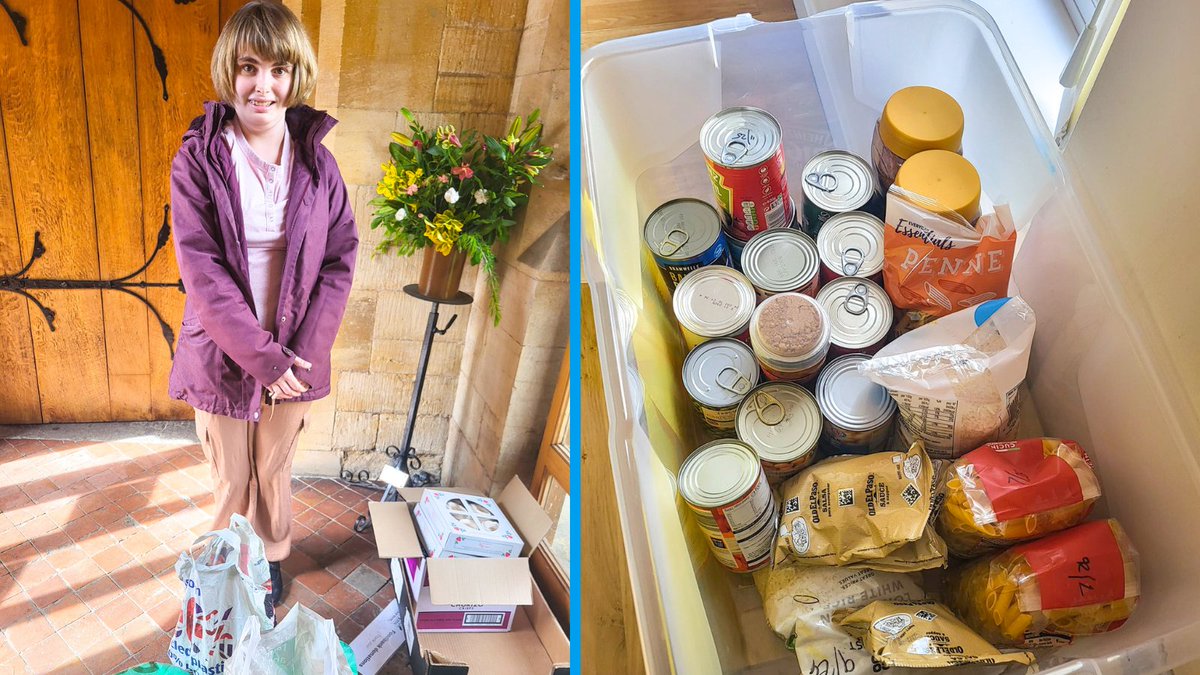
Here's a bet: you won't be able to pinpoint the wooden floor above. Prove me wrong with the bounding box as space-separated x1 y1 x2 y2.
578 3 798 673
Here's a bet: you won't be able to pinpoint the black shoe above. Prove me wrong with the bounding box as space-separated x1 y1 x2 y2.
269 561 284 607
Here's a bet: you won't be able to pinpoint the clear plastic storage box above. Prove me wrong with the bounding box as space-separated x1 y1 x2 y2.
581 2 1200 673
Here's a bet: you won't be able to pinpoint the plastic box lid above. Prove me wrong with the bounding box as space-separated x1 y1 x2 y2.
581 2 1200 673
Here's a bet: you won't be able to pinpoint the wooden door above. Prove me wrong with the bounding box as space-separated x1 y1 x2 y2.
0 0 248 423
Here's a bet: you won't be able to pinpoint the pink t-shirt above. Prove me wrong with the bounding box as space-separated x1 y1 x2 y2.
222 121 293 333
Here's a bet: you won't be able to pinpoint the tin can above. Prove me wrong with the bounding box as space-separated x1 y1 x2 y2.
816 211 885 284
740 228 820 300
682 339 761 436
678 439 778 572
701 107 796 241
749 292 831 384
736 382 822 484
673 266 757 349
815 277 893 357
725 229 748 271
815 354 897 455
644 198 731 291
800 150 881 237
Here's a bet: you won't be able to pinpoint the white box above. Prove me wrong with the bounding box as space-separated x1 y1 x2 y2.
413 489 525 559
582 2 1200 674
368 478 553 635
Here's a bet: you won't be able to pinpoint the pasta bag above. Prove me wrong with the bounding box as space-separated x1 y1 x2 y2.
944 519 1140 648
836 599 1035 668
937 437 1101 557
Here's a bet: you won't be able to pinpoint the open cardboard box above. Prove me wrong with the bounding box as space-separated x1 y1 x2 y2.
369 478 570 674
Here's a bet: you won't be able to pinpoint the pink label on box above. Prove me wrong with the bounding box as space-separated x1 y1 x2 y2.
415 610 513 632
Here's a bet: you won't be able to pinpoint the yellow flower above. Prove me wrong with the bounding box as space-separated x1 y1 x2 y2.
378 165 425 201
424 213 464 255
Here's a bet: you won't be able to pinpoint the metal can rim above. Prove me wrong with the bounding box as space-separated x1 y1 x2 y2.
741 228 820 293
802 150 876 212
678 439 764 508
682 339 760 408
816 211 886 279
644 198 724 262
735 381 822 463
673 266 757 337
700 106 784 169
815 277 893 349
815 354 897 430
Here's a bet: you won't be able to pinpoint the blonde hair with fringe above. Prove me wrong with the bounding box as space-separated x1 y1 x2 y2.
210 1 317 108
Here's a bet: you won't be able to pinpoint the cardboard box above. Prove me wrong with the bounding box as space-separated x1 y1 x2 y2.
390 558 570 675
403 556 517 632
369 478 570 673
369 478 555 634
413 489 525 559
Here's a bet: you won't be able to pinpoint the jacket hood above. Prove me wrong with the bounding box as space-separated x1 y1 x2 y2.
183 101 338 180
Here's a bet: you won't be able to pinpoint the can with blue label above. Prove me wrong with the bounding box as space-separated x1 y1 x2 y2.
644 199 730 291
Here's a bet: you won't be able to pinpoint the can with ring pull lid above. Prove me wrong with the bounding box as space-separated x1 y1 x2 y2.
701 107 796 242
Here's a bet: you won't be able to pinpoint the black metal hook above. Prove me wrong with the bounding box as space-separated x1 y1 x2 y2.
434 313 458 335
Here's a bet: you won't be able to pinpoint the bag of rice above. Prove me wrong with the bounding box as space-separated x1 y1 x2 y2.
859 297 1036 459
759 562 924 674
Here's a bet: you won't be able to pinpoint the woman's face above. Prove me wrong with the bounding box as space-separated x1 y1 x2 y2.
233 50 292 133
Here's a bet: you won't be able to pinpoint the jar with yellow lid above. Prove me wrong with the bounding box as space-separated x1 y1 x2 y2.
893 149 982 225
871 86 965 191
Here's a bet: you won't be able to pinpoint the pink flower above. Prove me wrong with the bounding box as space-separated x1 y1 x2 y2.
448 133 461 148
438 174 449 184
451 164 474 180
414 139 423 150
406 184 419 196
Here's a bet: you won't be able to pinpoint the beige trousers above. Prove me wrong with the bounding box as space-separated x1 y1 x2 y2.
193 401 312 561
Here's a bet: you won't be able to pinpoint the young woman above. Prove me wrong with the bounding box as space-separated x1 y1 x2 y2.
168 0 357 609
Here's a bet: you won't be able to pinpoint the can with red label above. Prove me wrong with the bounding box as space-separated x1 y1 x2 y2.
701 107 796 241
740 228 821 301
816 211 886 284
678 439 778 573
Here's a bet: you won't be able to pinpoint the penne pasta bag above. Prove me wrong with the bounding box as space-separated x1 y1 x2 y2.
936 437 1101 557
836 599 1035 668
944 519 1140 648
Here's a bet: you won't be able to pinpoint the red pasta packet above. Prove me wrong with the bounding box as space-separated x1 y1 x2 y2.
1018 520 1130 611
963 438 1097 522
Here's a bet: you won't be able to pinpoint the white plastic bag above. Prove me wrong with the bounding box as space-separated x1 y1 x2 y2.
169 514 274 674
860 297 1036 459
225 604 354 675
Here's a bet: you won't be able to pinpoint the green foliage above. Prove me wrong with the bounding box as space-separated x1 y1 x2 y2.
371 110 555 323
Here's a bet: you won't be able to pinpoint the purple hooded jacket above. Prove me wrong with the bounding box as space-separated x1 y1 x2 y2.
168 102 357 421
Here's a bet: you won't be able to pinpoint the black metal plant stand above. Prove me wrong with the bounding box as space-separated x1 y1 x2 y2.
352 284 472 533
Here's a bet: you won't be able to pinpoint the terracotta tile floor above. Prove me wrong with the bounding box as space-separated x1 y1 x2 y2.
0 438 410 674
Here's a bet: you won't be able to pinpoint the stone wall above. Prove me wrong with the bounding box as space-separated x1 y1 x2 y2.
443 0 570 496
279 0 568 485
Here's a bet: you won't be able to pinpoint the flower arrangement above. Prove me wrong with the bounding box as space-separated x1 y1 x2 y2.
369 108 554 324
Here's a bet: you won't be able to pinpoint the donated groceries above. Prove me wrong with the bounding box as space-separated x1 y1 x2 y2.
651 86 1140 671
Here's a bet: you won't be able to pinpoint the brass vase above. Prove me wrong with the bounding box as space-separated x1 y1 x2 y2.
417 246 468 300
